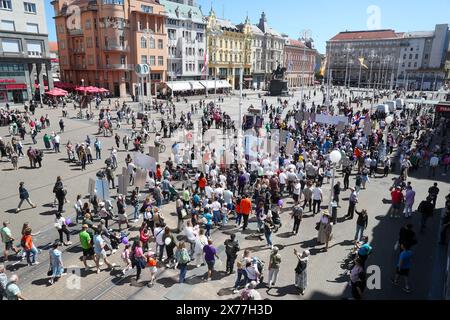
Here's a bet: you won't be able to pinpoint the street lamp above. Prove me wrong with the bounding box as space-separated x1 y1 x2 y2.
328 149 342 214
383 115 394 160
300 29 312 107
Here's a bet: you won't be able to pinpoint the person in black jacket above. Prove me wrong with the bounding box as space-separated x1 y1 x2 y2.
354 209 368 241
418 197 434 232
53 176 66 213
16 182 36 213
398 224 417 250
105 165 115 189
224 234 240 274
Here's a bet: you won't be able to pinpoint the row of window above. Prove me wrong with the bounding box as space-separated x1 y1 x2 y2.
210 39 251 50
0 0 36 13
167 19 205 30
102 0 124 5
140 37 164 49
0 20 39 33
140 55 165 66
210 53 250 64
1 38 43 56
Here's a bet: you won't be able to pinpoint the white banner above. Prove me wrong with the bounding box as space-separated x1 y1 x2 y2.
315 114 349 126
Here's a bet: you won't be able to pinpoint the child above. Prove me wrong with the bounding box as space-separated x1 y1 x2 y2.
324 167 332 184
121 244 132 276
221 203 229 227
146 251 158 287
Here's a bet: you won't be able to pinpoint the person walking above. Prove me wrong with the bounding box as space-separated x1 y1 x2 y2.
94 138 102 160
333 181 341 207
16 182 36 213
390 186 404 219
349 258 366 300
21 227 39 266
79 224 94 269
1 221 20 261
294 249 310 295
163 227 177 268
311 183 323 216
4 274 25 300
317 211 333 251
193 228 208 267
54 213 72 246
428 183 440 209
93 227 115 273
130 240 146 281
302 181 312 212
404 185 416 219
354 209 368 242
224 234 240 274
268 246 281 288
345 187 358 220
291 204 304 235
48 242 65 285
203 239 219 281
53 176 66 213
0 264 7 300
417 197 434 233
240 195 252 231
263 216 275 248
174 241 190 284
392 244 413 293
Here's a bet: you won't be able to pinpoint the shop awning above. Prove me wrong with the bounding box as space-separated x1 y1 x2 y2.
5 84 26 90
199 80 232 90
190 81 204 90
166 81 192 92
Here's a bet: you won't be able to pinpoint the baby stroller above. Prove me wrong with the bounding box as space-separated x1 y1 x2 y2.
252 257 265 283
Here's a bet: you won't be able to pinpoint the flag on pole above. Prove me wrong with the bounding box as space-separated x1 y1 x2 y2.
320 56 327 76
201 49 209 79
359 58 369 69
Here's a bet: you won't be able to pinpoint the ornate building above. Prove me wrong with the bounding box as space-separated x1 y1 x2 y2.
52 0 167 98
205 9 252 90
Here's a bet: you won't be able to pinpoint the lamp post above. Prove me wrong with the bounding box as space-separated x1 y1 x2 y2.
328 150 342 214
300 29 312 107
145 28 154 109
384 115 394 161
343 45 352 88
81 78 85 114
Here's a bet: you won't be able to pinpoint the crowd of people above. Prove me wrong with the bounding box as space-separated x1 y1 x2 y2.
0 85 449 301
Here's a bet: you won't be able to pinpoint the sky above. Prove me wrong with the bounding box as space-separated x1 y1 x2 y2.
45 0 450 53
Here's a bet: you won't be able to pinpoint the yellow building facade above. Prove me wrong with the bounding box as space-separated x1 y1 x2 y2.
205 10 252 90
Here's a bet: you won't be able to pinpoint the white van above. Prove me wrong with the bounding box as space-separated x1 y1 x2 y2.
395 99 404 110
385 101 396 113
375 104 390 115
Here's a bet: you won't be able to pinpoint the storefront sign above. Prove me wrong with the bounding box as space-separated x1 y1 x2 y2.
0 79 16 83
436 105 450 113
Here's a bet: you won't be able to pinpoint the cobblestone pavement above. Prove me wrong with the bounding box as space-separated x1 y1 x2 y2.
0 88 448 300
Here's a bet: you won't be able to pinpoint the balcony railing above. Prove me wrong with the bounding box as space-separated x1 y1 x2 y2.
68 29 83 36
104 64 133 70
73 48 85 54
104 44 129 52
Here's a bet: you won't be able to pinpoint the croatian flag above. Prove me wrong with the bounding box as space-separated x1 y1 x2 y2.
201 49 209 79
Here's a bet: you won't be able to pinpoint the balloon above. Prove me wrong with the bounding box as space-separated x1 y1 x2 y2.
278 200 283 207
164 237 172 246
121 237 129 245
65 218 71 225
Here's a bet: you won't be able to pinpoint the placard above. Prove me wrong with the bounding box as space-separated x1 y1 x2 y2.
95 179 109 201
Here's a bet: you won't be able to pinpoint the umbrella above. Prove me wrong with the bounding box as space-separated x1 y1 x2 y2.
45 89 67 97
98 88 109 93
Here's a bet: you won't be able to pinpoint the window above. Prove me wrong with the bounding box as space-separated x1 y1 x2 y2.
60 41 65 50
149 37 155 49
414 62 417 67
141 5 153 13
1 20 15 31
408 62 411 68
85 19 91 30
424 54 429 59
88 55 94 65
141 55 147 64
158 56 163 66
102 0 124 4
158 39 163 49
0 0 12 10
415 54 418 59
94 19 97 29
140 37 146 48
120 55 125 64
2 39 20 52
23 2 36 13
403 54 406 60
26 40 42 56
409 54 412 59
26 23 38 33
168 29 176 40
149 56 155 66
86 37 93 48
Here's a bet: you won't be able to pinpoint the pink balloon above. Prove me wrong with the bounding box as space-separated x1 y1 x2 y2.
122 237 129 245
66 218 71 225
278 200 283 207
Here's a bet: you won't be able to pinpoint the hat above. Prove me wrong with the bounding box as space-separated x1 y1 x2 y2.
302 250 310 257
322 210 331 217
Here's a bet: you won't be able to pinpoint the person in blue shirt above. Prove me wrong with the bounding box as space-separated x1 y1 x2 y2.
356 236 372 267
203 209 213 238
392 244 412 293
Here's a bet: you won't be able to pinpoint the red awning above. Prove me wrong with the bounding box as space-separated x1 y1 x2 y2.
244 78 253 81
5 84 26 90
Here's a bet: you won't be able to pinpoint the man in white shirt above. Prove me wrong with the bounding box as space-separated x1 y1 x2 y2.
279 170 287 195
205 185 213 199
311 183 323 216
211 199 222 225
154 225 165 261
429 154 439 178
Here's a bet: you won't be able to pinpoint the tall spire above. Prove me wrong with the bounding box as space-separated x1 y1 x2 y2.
245 12 250 25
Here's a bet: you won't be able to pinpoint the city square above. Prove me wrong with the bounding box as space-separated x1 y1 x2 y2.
0 0 449 304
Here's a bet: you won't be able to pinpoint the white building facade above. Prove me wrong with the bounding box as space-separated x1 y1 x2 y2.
161 0 206 81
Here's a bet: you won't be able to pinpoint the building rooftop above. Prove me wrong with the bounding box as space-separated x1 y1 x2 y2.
159 0 204 24
49 42 58 53
330 29 400 41
402 31 435 38
216 18 238 31
285 39 306 48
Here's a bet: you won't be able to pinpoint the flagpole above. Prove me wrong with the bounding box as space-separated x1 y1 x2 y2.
358 61 362 90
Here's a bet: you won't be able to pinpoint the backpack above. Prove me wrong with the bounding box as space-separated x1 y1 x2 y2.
179 249 190 264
